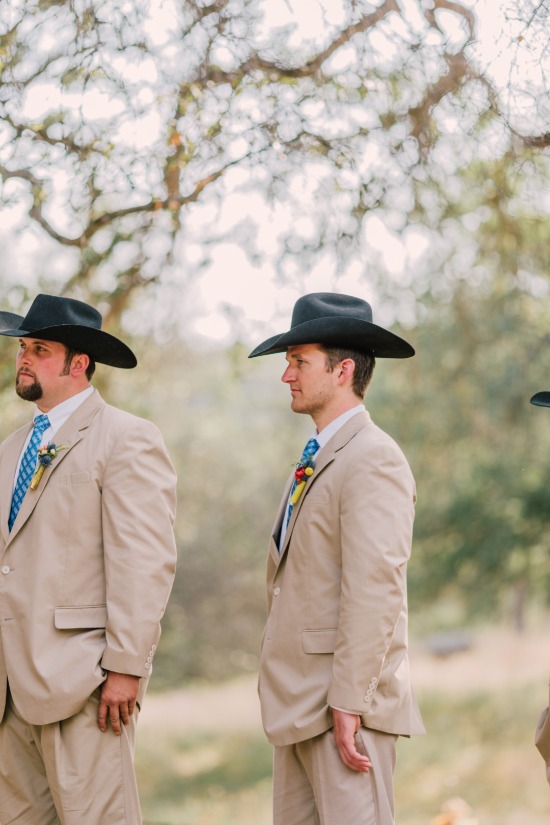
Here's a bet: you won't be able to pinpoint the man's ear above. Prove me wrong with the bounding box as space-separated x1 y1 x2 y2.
337 358 355 385
70 352 90 377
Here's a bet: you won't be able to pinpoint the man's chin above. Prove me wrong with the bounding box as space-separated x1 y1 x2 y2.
290 399 309 415
16 382 43 402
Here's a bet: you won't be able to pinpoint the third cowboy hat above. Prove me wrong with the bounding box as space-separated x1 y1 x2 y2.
0 294 137 368
248 292 414 359
530 392 550 407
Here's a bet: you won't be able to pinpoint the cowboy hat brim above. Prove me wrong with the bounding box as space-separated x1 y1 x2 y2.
530 392 550 408
248 317 414 359
0 312 24 331
0 323 137 369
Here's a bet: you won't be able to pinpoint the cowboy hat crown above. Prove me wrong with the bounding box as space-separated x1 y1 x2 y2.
248 292 414 359
0 294 137 368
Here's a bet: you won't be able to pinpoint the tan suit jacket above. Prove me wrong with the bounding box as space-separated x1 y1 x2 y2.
535 688 550 784
0 390 177 725
259 409 425 746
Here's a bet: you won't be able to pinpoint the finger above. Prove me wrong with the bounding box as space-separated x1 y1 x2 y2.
98 700 108 732
337 741 372 772
128 700 136 717
343 753 371 772
120 703 131 727
110 709 122 736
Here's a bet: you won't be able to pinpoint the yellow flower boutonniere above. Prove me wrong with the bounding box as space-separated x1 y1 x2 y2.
30 443 68 490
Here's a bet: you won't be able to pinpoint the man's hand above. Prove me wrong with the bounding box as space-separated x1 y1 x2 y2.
332 708 372 772
98 671 140 735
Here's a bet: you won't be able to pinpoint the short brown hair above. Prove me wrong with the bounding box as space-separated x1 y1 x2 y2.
319 345 375 398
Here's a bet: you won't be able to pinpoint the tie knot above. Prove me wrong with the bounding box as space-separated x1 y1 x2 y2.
34 414 50 435
301 438 319 461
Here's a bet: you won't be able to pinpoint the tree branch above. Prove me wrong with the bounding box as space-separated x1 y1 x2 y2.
203 0 399 83
516 131 550 148
408 51 475 150
426 0 476 40
1 157 244 247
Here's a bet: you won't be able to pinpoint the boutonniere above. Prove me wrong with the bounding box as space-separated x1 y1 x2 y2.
289 457 315 505
30 443 68 490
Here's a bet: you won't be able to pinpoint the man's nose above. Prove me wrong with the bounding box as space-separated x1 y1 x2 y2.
281 365 295 383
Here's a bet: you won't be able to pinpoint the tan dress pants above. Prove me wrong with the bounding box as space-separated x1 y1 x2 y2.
273 726 398 825
0 687 142 825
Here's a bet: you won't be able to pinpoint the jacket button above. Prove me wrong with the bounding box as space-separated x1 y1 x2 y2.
273 587 281 596
1 565 10 575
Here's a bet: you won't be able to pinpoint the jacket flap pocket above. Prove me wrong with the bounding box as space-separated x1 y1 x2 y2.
54 605 107 629
302 628 338 654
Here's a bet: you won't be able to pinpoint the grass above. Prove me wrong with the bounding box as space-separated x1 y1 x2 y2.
395 689 550 824
137 729 272 825
136 627 550 824
136 687 550 825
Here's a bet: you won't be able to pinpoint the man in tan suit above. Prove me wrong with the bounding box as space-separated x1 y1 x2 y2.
530 390 550 785
0 294 177 824
249 293 425 825
535 700 550 784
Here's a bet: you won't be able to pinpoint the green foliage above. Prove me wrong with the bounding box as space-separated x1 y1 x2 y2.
372 278 550 628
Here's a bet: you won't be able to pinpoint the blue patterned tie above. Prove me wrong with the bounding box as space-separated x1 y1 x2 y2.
8 414 50 531
286 437 320 526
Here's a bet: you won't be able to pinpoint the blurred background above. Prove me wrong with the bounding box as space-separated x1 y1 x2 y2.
1 1 549 822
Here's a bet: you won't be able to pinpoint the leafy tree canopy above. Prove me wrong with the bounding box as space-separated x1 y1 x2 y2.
0 0 548 331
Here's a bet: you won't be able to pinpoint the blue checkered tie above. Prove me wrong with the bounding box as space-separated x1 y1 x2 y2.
286 437 319 526
9 414 50 531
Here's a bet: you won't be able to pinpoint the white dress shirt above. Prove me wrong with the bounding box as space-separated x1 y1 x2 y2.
12 386 94 488
279 404 364 551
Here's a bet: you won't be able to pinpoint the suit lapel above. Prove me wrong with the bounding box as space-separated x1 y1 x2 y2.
5 391 105 544
269 472 294 567
0 424 33 546
276 410 371 561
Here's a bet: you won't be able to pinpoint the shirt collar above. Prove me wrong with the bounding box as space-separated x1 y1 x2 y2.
314 403 365 450
35 386 94 435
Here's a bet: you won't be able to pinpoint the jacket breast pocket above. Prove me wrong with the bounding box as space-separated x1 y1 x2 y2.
302 628 338 654
54 605 107 629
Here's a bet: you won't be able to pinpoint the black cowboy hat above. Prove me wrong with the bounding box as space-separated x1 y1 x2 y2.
530 392 550 408
248 292 414 359
0 294 137 368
